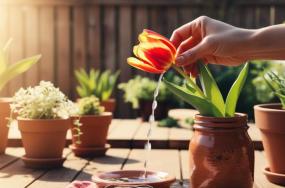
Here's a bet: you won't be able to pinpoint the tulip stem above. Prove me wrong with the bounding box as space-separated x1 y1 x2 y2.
172 65 206 98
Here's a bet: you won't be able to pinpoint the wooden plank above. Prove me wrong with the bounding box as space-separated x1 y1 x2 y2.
8 6 24 95
117 5 132 118
0 148 25 169
123 149 181 181
133 122 169 148
75 148 130 180
24 6 40 87
28 151 88 188
108 119 141 147
180 150 189 187
255 6 271 28
0 5 9 96
166 7 178 38
254 151 284 188
103 5 116 71
169 127 192 149
39 6 55 82
274 6 285 24
56 6 71 96
87 5 101 70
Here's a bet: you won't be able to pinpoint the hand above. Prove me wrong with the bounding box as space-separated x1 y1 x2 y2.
170 16 253 67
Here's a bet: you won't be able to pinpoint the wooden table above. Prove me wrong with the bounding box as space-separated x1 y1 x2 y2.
0 148 282 188
2 119 282 187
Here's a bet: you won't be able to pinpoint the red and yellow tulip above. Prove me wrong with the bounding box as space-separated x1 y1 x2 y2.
127 29 176 74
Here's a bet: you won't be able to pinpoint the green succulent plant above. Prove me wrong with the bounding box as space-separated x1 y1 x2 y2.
264 71 285 109
77 96 105 115
0 39 41 92
75 68 120 101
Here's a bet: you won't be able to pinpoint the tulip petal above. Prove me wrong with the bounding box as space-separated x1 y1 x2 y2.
139 29 176 55
136 42 173 70
127 57 164 74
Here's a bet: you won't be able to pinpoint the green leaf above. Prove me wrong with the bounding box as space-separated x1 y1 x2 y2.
0 54 41 91
199 63 225 116
0 50 7 75
225 63 249 117
164 79 224 117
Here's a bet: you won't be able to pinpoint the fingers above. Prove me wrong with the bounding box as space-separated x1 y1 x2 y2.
170 22 193 48
175 38 211 66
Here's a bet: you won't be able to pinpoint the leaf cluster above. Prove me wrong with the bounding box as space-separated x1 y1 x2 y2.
75 68 120 101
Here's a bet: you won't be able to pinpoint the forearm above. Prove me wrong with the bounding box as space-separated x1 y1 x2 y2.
245 24 285 60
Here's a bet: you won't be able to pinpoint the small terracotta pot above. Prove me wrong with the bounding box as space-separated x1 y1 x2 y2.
100 99 116 113
139 100 169 121
0 98 11 154
189 113 254 188
254 103 285 174
18 118 69 159
70 112 112 157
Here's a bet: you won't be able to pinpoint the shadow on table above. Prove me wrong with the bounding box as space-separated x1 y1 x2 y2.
92 154 139 165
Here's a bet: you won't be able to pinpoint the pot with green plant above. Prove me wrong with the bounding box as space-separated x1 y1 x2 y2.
126 29 254 188
75 68 120 112
0 39 41 154
254 71 285 185
70 96 112 157
10 81 77 168
118 75 177 121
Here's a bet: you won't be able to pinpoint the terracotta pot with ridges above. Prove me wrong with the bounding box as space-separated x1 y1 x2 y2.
100 99 116 113
18 118 69 168
70 112 112 157
189 113 254 188
0 98 11 154
254 104 285 175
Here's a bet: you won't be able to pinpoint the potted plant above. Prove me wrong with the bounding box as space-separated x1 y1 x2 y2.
118 75 178 121
0 40 41 154
254 71 285 185
69 96 112 157
127 29 254 187
10 81 77 168
75 68 120 112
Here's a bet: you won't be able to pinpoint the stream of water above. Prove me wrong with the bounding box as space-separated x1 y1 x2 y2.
143 73 164 179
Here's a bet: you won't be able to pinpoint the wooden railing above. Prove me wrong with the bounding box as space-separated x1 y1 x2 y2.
0 0 284 117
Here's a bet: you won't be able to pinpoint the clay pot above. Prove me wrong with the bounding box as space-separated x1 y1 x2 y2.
139 100 169 121
0 98 11 154
18 118 69 168
100 99 116 113
189 113 254 188
70 112 112 157
254 103 285 174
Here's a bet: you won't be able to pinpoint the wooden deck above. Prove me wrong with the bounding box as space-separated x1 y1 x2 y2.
7 119 263 150
0 148 282 188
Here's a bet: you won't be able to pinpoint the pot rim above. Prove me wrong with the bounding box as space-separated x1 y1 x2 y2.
71 112 112 118
101 98 115 103
254 103 285 113
17 117 69 121
195 113 247 122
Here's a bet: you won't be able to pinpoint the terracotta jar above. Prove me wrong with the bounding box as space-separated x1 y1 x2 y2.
18 118 69 159
254 103 285 174
70 112 112 157
189 113 254 188
100 99 116 113
0 98 11 154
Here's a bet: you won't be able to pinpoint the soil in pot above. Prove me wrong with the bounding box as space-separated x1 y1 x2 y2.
70 112 112 157
189 113 254 188
139 100 169 121
18 118 69 168
254 103 285 175
100 99 116 113
0 98 11 154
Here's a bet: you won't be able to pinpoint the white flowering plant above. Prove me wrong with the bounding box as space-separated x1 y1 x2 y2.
10 81 78 119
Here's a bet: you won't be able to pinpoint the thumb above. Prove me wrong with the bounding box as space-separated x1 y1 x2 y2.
175 38 210 66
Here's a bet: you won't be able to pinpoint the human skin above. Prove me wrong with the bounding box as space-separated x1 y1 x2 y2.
170 16 285 69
